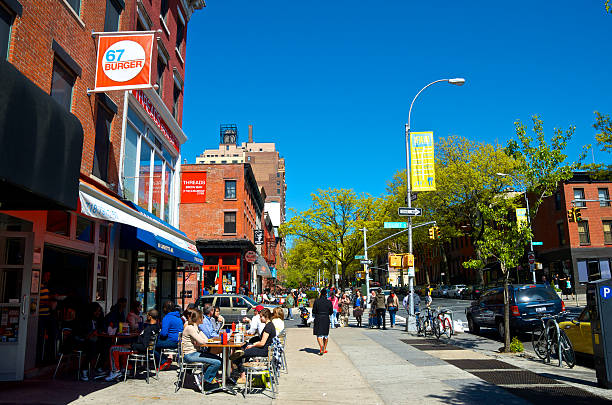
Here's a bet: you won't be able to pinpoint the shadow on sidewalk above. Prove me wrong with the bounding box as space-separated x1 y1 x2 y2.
0 378 115 405
299 348 322 355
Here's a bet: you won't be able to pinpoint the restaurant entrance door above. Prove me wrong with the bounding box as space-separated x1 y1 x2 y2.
0 232 33 381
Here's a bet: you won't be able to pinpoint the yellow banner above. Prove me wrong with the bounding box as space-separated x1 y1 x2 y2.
410 131 436 191
516 208 528 228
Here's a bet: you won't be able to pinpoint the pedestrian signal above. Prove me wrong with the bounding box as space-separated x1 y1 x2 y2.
428 227 435 239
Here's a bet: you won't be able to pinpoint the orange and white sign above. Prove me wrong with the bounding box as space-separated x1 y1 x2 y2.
94 32 155 92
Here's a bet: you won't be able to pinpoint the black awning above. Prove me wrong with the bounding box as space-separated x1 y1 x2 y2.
196 238 256 253
0 59 83 210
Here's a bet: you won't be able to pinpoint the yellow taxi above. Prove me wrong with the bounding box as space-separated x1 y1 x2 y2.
559 308 592 355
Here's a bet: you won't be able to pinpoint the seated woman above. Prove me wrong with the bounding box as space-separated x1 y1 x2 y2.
229 308 276 384
211 306 225 333
106 309 160 381
126 300 142 332
271 307 285 335
182 308 222 392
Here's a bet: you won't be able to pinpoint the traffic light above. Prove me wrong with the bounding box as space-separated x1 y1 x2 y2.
574 207 582 222
434 226 442 239
428 227 435 239
567 207 576 222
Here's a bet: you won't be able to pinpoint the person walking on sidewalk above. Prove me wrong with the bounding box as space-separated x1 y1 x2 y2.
354 291 364 327
369 290 378 328
339 293 350 327
386 290 399 328
375 288 387 330
284 292 295 320
425 284 433 308
329 293 339 329
313 288 333 355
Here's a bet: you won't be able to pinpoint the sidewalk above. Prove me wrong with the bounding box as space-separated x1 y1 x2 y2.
0 327 382 405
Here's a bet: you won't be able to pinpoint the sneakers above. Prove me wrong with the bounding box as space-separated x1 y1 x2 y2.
105 370 122 381
229 350 244 361
159 359 172 371
80 370 89 381
236 375 246 384
194 374 203 392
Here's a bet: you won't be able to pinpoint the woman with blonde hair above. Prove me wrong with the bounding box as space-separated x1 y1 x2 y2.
271 307 285 334
182 308 222 392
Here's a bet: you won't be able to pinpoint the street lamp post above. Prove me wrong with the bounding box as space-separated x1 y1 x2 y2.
496 173 536 283
405 77 465 331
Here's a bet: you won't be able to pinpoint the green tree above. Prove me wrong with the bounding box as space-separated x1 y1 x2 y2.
594 111 612 153
465 196 531 351
280 188 380 288
278 238 329 288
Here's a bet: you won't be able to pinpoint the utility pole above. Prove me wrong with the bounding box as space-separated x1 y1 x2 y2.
363 227 371 309
404 123 415 331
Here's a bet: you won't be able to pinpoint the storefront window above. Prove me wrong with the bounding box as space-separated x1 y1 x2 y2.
136 252 146 309
98 224 108 255
147 256 158 311
152 152 163 217
76 216 94 242
46 211 70 236
138 141 152 212
124 106 178 222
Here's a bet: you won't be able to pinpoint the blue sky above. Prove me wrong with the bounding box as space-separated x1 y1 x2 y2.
182 1 612 215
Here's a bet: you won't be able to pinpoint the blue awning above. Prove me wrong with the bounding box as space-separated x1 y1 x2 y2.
121 225 203 264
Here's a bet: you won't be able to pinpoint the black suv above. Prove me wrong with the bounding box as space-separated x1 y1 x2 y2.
465 284 564 338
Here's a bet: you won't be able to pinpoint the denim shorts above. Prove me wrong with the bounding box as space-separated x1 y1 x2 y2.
317 335 328 339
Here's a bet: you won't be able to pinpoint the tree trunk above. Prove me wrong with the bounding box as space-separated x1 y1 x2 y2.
502 262 511 351
475 248 484 286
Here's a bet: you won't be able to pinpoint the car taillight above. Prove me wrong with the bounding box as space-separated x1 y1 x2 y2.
561 301 565 312
511 305 520 316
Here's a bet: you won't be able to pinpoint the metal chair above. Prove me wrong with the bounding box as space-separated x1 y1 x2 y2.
124 332 158 384
243 346 277 398
53 328 84 380
277 331 288 374
174 332 205 394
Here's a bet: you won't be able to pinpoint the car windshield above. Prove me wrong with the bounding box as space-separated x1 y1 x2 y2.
515 287 558 303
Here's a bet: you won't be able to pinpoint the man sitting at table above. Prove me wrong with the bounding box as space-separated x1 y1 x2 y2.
198 304 219 338
105 309 160 381
156 301 183 370
242 305 265 341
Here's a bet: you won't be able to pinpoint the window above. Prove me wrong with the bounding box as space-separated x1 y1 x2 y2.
277 188 280 194
574 188 586 207
46 211 70 236
217 297 230 308
232 297 247 308
0 5 14 61
93 103 113 181
76 216 94 243
554 192 561 210
578 221 590 245
50 59 75 111
65 0 80 14
557 222 566 246
604 221 612 245
599 188 610 207
104 0 122 32
277 181 280 186
176 13 184 51
172 84 180 119
224 212 236 234
156 57 165 96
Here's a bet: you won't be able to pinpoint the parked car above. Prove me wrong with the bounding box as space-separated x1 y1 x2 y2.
465 284 565 338
447 284 467 298
461 285 485 300
434 285 449 298
196 294 276 324
560 308 592 355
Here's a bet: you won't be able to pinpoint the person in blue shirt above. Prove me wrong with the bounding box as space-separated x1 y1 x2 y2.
155 301 183 370
198 305 219 338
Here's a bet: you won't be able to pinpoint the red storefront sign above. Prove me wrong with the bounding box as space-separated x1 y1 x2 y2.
181 172 207 203
131 89 180 152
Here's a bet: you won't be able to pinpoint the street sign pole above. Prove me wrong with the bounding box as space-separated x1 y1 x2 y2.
363 227 371 309
405 123 416 332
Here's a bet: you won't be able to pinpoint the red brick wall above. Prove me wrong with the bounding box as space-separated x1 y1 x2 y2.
563 182 612 248
180 164 259 244
531 190 569 251
7 0 137 190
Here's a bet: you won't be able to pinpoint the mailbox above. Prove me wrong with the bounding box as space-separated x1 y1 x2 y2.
587 278 612 388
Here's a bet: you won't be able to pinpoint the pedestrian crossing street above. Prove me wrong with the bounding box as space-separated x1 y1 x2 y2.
341 310 407 328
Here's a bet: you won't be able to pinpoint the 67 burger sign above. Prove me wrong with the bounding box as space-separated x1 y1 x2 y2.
93 32 155 92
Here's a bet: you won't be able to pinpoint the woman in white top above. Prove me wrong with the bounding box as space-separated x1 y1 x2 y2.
271 307 285 335
182 308 222 391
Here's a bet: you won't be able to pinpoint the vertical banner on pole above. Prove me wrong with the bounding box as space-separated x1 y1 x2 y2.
410 131 436 191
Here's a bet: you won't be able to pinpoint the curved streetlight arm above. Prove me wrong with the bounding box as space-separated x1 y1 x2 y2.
407 79 450 130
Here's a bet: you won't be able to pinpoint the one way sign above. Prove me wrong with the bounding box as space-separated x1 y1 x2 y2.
398 207 422 216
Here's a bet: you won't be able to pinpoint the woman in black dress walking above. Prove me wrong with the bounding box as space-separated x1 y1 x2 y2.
313 288 334 355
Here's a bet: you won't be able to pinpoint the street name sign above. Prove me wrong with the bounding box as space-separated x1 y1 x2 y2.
532 242 543 246
398 207 422 216
384 222 408 229
354 255 365 260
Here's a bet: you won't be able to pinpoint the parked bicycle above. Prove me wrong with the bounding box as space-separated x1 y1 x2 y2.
532 313 575 368
417 307 435 337
433 308 453 339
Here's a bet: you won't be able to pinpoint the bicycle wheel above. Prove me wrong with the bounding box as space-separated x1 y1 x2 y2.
443 317 453 339
559 330 576 368
532 327 548 360
433 317 441 339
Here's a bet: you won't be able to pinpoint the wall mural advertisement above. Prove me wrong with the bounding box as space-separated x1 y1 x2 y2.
181 172 207 203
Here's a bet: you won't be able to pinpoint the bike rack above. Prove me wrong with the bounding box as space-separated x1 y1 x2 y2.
545 318 563 367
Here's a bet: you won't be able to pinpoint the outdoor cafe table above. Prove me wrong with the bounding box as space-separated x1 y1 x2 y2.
200 335 254 395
